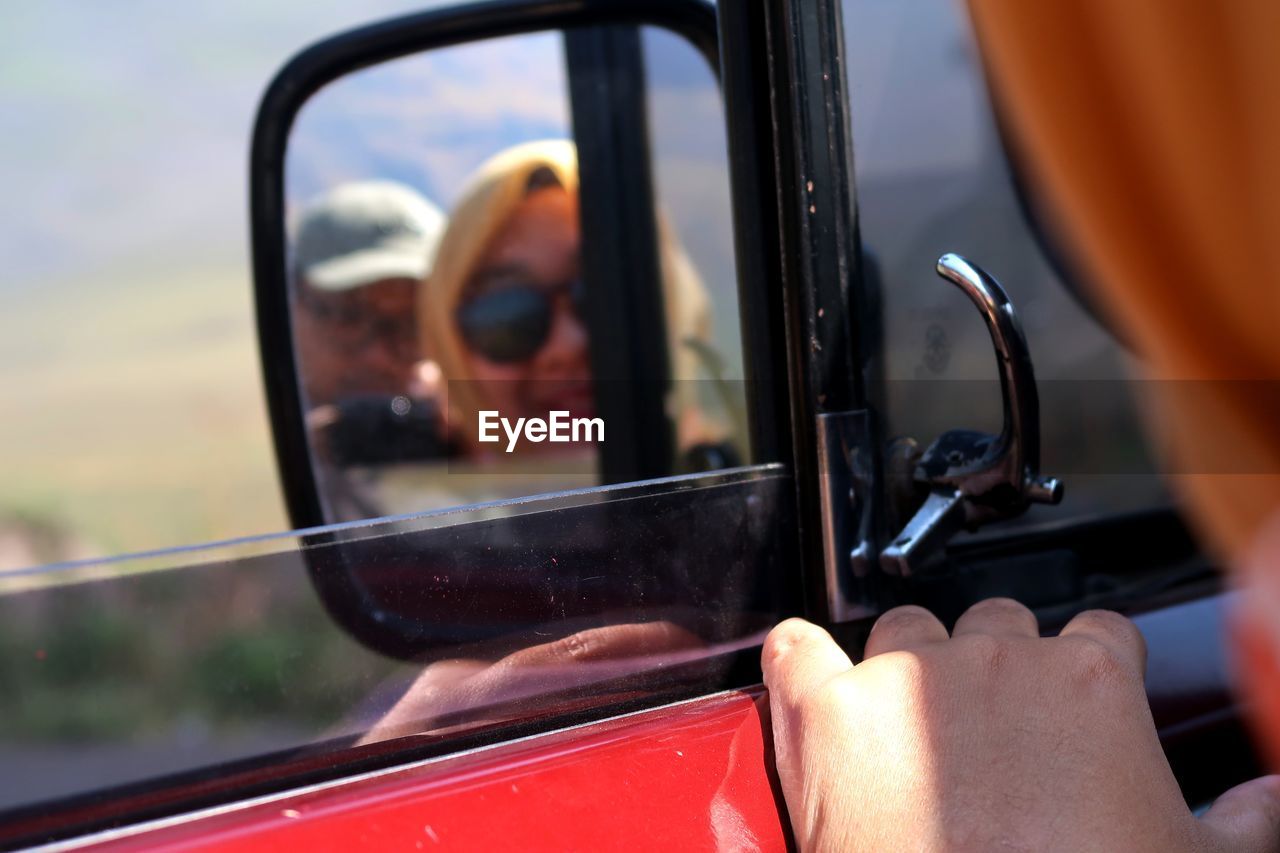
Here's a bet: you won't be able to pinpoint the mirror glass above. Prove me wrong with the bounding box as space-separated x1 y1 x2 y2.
285 26 746 524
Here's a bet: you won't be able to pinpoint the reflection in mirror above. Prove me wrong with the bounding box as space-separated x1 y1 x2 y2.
286 27 746 525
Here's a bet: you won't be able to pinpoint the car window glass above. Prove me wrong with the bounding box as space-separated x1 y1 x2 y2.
841 0 1168 529
0 466 787 837
642 26 750 443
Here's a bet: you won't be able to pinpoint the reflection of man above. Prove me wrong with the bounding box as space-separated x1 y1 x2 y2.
294 181 443 408
293 181 446 519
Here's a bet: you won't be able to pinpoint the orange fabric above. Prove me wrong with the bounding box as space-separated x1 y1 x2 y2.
964 0 1280 560
964 0 1280 760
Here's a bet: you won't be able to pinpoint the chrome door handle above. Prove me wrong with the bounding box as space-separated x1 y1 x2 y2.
880 254 1063 577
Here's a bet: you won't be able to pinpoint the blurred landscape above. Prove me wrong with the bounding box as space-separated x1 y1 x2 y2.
0 257 283 565
0 1 448 571
1 5 438 809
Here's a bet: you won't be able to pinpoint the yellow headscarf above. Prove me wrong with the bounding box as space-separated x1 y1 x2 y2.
419 139 718 452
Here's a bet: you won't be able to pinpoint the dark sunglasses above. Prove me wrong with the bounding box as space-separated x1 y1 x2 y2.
456 279 584 364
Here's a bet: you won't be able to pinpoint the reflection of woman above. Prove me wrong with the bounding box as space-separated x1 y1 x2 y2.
420 139 724 462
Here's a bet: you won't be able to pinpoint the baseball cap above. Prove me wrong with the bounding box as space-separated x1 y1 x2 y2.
295 181 445 292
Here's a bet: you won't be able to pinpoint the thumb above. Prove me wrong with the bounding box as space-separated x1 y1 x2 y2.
761 618 854 843
761 618 853 714
1198 775 1280 853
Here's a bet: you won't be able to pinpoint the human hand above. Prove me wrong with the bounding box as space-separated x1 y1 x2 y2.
762 600 1280 852
407 359 443 401
360 620 703 744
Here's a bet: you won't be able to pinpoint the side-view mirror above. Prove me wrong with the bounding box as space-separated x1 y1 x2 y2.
251 0 755 655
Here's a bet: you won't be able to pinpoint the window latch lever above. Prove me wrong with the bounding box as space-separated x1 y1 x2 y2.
881 254 1063 577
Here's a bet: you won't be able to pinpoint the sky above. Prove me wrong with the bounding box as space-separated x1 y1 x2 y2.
287 32 571 212
0 1 450 290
